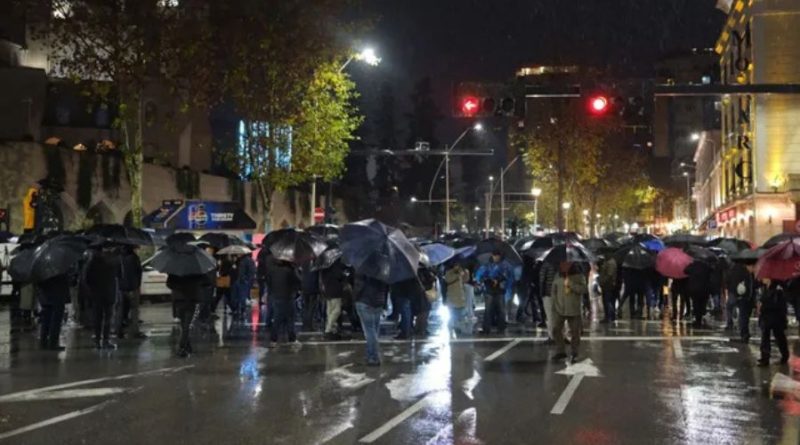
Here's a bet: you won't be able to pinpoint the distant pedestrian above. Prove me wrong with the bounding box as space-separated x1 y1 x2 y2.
685 260 712 328
597 254 618 323
266 258 300 346
167 272 213 357
539 259 558 340
36 271 73 351
321 260 347 340
551 262 587 363
301 265 321 331
670 278 690 321
727 261 757 342
389 277 415 340
233 253 256 320
476 251 513 335
445 262 469 335
354 273 389 366
415 266 436 338
84 244 121 349
757 280 789 366
118 245 145 339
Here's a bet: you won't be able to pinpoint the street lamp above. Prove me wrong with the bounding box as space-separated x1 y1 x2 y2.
340 47 381 72
531 187 542 231
410 196 418 203
683 171 692 224
562 202 571 231
427 122 484 233
690 132 701 142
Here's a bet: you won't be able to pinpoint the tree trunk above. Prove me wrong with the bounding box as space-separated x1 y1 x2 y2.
256 177 271 232
556 139 565 232
120 93 144 228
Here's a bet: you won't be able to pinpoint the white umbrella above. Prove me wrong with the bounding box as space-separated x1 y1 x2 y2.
217 245 252 256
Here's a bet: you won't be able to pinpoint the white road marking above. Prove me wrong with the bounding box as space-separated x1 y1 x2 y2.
0 365 193 402
484 339 521 362
673 338 684 359
550 373 585 415
300 335 730 346
0 387 130 402
0 399 116 441
359 395 431 443
555 358 602 377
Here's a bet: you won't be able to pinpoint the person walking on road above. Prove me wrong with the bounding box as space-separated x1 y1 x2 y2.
300 265 321 331
551 262 587 363
445 262 469 336
36 271 73 351
233 252 256 320
167 272 213 357
476 251 513 335
266 258 301 346
84 244 122 349
321 260 347 340
389 277 415 340
685 260 712 328
757 280 789 366
597 254 618 323
539 259 558 340
118 245 145 339
727 260 757 342
354 272 389 366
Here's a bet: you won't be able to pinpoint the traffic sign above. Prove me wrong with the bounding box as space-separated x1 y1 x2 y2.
314 207 325 223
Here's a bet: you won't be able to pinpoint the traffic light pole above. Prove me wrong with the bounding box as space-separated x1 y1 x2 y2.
445 151 450 233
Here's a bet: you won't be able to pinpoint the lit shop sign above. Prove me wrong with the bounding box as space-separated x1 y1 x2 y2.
144 200 255 230
717 208 737 223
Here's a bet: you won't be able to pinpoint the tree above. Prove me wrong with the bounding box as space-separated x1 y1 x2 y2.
23 0 214 227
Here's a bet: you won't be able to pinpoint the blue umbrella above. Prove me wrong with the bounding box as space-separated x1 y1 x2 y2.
421 243 455 266
341 219 420 284
455 245 476 259
641 238 665 253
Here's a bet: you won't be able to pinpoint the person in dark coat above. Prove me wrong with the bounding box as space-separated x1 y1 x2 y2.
301 266 321 331
233 253 256 320
84 245 122 349
321 260 347 339
167 272 213 357
685 260 712 328
621 267 647 319
389 277 416 340
758 280 789 366
118 245 145 339
670 278 690 321
266 259 300 345
727 261 757 342
36 272 73 350
354 272 389 366
414 267 436 338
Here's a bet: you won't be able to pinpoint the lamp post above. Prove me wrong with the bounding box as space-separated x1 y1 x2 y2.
531 187 542 232
339 47 381 73
683 171 692 225
562 202 572 231
428 123 483 233
485 176 494 235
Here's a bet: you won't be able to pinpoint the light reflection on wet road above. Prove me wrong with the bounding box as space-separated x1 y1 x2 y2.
0 303 798 444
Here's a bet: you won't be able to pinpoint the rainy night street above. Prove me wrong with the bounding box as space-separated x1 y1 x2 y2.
0 303 798 445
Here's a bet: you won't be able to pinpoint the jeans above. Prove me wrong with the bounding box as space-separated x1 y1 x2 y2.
302 292 319 330
325 298 342 334
725 294 738 328
175 300 196 350
394 296 412 338
356 302 382 364
448 306 467 332
39 301 65 347
602 287 616 321
482 292 506 333
270 299 296 342
93 301 116 342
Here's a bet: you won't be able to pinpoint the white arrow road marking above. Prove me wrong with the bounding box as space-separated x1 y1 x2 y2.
551 359 602 415
0 387 131 402
0 399 118 441
359 395 432 443
484 339 521 362
770 372 800 399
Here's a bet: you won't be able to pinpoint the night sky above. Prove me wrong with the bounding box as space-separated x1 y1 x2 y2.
349 0 726 146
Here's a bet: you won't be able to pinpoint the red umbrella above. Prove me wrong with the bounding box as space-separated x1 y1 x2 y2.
655 247 693 279
756 238 800 281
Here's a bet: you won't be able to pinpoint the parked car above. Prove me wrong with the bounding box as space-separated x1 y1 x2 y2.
140 256 170 299
0 243 17 297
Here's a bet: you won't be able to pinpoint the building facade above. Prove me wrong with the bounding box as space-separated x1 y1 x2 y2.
695 0 800 244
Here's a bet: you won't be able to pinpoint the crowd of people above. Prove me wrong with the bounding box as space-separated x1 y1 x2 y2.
6 228 798 369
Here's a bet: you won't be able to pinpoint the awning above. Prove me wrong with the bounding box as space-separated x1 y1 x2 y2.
144 199 256 231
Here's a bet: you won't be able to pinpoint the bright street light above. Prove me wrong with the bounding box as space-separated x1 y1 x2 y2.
582 209 589 216
489 176 494 182
531 187 542 197
614 214 620 220
356 47 381 66
562 202 572 210
474 206 480 211
473 123 484 131
683 171 689 177
690 132 701 141
410 196 417 203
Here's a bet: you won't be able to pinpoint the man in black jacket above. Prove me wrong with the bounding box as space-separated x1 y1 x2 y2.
118 246 145 339
321 260 347 339
354 273 389 366
266 258 300 345
727 261 757 342
758 281 789 366
167 272 213 357
84 245 122 349
36 272 73 350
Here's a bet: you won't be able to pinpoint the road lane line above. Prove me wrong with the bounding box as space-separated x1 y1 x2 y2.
673 338 684 359
550 373 585 415
483 339 521 362
359 395 430 443
0 387 130 402
0 399 115 441
0 365 193 402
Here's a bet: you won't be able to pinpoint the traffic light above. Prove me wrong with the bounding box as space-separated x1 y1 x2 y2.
588 95 610 115
453 82 520 118
460 96 480 117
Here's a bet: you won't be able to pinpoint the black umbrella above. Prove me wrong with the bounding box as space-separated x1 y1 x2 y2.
583 237 619 252
663 234 708 247
475 237 523 266
708 237 752 255
198 232 246 250
264 228 328 264
312 246 343 271
683 245 717 263
603 232 627 243
617 244 655 270
86 224 154 246
541 243 595 266
732 248 766 264
166 232 196 246
9 234 89 282
763 233 800 249
545 232 581 244
307 224 340 241
149 243 216 276
340 219 420 284
449 237 479 248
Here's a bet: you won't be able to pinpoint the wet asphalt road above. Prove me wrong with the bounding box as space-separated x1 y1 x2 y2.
1 303 799 445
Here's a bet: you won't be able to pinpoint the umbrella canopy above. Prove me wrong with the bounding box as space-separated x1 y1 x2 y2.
340 219 420 284
421 243 456 266
638 237 665 252
655 247 693 279
307 224 340 241
540 243 595 266
663 234 707 247
263 228 328 265
583 238 618 252
199 232 247 250
454 245 477 259
732 248 766 264
474 237 523 266
8 234 89 282
763 233 800 249
448 237 479 248
618 244 656 270
756 238 800 281
683 245 717 263
86 224 153 246
603 232 627 243
166 232 196 246
149 243 216 277
312 247 343 271
217 245 252 256
708 237 752 254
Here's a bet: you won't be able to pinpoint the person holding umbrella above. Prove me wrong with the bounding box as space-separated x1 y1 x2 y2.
597 252 618 323
354 272 389 366
475 251 513 335
685 259 713 328
727 256 758 342
84 242 122 349
320 257 348 340
757 279 789 366
117 245 145 339
36 270 74 351
266 257 301 346
551 262 588 363
444 261 469 335
233 249 256 320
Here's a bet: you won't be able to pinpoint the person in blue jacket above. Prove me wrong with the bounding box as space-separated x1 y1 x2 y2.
475 251 514 334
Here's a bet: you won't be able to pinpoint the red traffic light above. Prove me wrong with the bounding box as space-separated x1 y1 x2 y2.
589 95 609 114
461 96 480 116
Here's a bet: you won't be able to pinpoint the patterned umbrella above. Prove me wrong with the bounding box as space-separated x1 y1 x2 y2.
756 238 800 281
